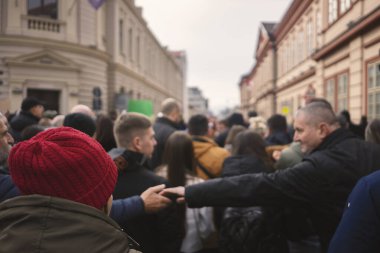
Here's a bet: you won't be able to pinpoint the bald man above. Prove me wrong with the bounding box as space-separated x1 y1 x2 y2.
150 98 181 169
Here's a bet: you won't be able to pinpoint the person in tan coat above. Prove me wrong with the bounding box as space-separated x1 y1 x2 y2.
188 114 230 180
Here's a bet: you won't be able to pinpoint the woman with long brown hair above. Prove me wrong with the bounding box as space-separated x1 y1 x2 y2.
222 129 274 177
156 132 216 253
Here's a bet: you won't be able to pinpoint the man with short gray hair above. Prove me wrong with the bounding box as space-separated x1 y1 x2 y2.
163 101 380 252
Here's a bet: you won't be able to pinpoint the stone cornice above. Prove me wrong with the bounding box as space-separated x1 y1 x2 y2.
0 35 110 61
276 67 316 93
5 61 80 72
256 89 275 102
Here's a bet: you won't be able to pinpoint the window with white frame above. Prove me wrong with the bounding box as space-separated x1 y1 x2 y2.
128 28 133 60
328 0 338 24
136 35 140 65
297 30 304 63
340 0 351 14
337 73 348 112
326 78 335 108
292 36 296 68
119 19 124 54
285 43 289 72
316 10 322 47
325 72 349 111
306 19 313 56
367 61 380 120
280 47 283 74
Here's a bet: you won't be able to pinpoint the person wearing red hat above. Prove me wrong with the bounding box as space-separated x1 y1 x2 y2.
0 127 133 253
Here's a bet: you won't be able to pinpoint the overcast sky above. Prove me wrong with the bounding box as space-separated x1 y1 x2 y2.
136 0 292 114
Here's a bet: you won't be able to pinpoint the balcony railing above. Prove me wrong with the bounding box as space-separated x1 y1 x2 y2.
22 15 64 33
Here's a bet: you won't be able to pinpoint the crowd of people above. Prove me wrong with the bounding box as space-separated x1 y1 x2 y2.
0 96 379 253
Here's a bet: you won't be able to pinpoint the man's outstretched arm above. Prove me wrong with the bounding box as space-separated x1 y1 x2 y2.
111 184 172 223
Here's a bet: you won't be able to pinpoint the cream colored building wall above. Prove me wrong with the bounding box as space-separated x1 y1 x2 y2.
322 2 360 45
255 95 274 119
246 0 379 123
251 1 320 118
0 43 109 114
240 83 251 117
251 42 274 119
0 0 184 114
277 75 315 123
316 0 380 122
108 0 184 112
362 25 380 119
251 50 274 110
276 3 318 86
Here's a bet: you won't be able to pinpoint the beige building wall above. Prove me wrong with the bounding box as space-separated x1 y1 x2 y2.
239 78 252 117
0 0 185 115
248 26 276 120
241 0 380 123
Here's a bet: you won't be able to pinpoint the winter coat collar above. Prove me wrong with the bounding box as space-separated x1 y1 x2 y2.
155 116 179 129
311 128 357 154
112 149 147 172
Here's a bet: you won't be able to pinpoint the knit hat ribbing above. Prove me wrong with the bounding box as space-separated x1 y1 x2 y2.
9 127 117 209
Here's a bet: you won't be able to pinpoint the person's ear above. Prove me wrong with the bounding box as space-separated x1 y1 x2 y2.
318 123 330 138
132 136 142 151
102 195 113 216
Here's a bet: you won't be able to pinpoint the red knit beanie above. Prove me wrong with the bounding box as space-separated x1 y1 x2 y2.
9 127 117 210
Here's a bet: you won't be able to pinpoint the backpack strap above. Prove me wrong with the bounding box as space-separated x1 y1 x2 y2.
196 159 215 179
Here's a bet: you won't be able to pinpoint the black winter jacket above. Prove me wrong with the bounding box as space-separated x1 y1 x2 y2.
185 128 380 252
265 131 292 145
9 111 40 142
110 149 182 253
150 117 178 169
221 155 270 177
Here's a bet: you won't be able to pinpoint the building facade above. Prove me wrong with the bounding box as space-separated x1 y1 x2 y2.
187 86 208 117
241 0 380 123
0 0 185 115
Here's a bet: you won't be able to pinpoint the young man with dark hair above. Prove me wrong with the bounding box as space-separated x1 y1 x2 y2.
266 114 292 145
63 112 96 137
110 112 181 253
188 114 230 179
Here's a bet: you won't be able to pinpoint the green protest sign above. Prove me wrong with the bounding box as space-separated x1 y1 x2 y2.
128 99 153 116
